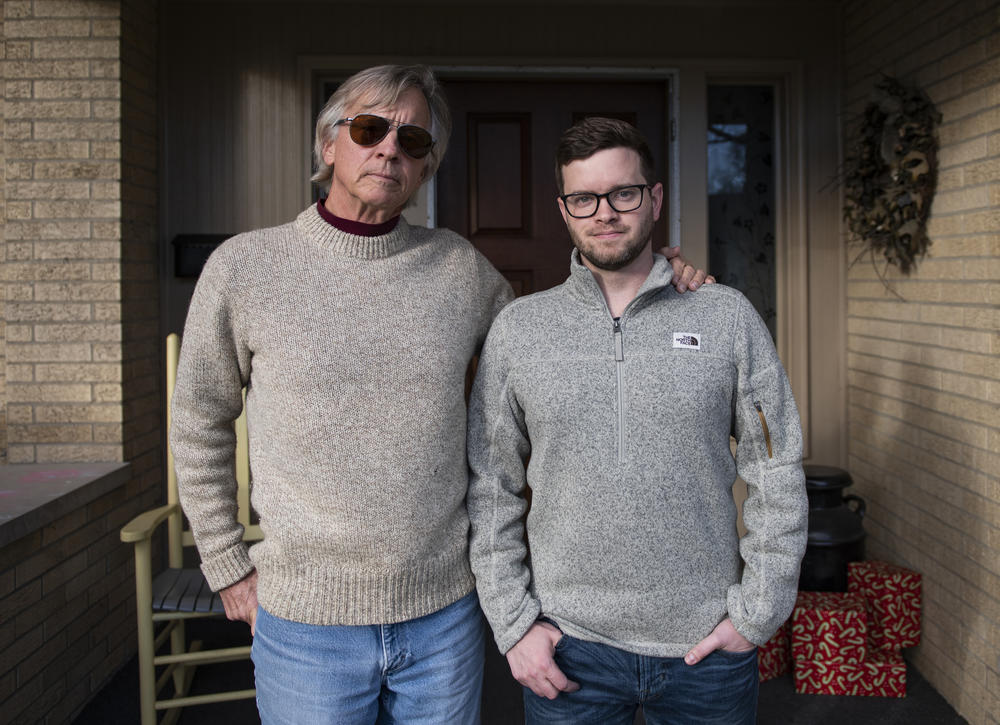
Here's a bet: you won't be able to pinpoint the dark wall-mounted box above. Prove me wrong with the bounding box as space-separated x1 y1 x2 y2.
172 234 232 277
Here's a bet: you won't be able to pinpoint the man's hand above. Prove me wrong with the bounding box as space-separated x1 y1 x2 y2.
684 617 755 665
219 569 259 635
506 621 580 699
660 246 715 292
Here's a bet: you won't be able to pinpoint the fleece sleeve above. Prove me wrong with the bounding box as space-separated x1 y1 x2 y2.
466 313 541 654
170 245 255 592
727 294 809 645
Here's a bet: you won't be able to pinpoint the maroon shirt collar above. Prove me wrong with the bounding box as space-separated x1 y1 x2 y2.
316 198 400 236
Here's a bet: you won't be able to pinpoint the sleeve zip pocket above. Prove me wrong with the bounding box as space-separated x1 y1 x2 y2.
753 401 773 459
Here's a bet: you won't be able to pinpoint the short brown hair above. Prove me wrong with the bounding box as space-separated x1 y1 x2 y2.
555 117 656 194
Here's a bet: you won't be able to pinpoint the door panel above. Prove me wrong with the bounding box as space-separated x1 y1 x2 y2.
437 80 668 294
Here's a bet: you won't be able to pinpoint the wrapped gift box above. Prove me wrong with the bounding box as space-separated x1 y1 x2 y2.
794 647 907 697
758 621 791 682
848 560 921 651
791 591 868 664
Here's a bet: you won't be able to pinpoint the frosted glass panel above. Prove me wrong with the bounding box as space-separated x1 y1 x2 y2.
707 85 776 342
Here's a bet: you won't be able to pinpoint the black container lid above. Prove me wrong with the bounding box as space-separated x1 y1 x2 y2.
803 464 853 490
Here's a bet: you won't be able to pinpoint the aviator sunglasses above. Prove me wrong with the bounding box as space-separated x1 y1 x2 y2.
335 114 435 159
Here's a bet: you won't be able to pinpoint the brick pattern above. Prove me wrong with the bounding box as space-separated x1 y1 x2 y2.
3 0 125 465
0 0 163 721
844 2 1000 723
120 0 160 490
1 0 8 465
115 5 164 717
0 486 139 724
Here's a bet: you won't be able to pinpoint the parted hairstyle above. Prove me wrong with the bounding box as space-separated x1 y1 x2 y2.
555 117 656 194
311 64 451 187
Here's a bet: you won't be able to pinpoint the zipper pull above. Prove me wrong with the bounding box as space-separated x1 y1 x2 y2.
753 401 774 459
613 319 624 361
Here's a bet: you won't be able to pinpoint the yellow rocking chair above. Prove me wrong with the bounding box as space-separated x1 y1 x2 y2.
120 333 262 725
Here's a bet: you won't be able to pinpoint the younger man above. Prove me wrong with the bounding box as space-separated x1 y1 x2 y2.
468 117 808 724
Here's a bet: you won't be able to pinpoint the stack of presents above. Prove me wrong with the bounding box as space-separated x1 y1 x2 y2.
758 560 922 697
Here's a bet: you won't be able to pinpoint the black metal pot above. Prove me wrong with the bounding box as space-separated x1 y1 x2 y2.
798 465 866 591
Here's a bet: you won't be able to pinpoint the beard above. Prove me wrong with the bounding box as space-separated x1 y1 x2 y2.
569 211 655 272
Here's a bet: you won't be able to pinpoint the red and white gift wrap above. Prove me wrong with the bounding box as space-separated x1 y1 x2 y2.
791 591 868 664
848 560 922 651
758 622 791 682
794 647 907 697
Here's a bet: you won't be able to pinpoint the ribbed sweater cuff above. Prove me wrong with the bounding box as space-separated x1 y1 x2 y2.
256 548 476 625
201 543 254 592
727 583 772 646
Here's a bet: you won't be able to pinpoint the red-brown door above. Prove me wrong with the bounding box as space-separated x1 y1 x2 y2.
437 79 669 295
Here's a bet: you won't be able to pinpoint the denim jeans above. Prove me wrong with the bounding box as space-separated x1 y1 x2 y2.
523 632 758 725
251 591 486 725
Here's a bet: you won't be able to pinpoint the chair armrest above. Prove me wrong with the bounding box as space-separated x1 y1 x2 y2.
120 503 180 543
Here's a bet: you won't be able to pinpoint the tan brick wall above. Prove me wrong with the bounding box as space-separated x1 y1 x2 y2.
844 2 1000 723
120 0 160 495
0 484 138 724
1 0 7 465
0 0 161 721
3 0 125 465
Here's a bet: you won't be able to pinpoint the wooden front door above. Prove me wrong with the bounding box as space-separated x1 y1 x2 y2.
437 79 669 295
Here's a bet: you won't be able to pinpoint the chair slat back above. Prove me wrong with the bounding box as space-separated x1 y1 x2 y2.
166 333 184 567
234 396 262 540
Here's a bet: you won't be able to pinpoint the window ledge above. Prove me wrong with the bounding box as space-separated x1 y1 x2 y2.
0 462 132 548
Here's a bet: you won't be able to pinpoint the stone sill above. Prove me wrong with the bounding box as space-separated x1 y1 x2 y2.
0 462 132 548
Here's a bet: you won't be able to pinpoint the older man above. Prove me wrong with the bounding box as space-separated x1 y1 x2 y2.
172 66 707 724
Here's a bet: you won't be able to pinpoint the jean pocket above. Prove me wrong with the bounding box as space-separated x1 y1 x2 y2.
538 618 569 651
714 646 757 661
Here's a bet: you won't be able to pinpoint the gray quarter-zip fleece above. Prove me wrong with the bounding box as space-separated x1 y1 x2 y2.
467 250 808 657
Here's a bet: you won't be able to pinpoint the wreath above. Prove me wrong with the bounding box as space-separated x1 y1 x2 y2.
842 76 941 277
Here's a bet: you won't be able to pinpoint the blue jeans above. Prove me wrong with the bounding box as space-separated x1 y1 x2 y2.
524 632 758 725
251 591 486 725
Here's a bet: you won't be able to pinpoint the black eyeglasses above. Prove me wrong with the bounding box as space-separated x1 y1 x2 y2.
560 184 650 218
335 114 435 159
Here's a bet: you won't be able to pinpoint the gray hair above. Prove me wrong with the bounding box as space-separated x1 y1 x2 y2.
311 64 451 188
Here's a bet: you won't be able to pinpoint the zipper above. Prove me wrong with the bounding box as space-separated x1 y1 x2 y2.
753 401 773 459
613 318 625 463
603 280 669 464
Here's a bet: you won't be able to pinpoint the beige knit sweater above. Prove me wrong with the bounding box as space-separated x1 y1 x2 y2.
171 204 512 625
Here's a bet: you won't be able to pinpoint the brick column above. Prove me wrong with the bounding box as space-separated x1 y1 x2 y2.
120 0 159 495
1 0 7 464
4 0 128 464
0 1 162 720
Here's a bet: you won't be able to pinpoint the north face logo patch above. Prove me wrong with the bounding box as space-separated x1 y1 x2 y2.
673 333 701 350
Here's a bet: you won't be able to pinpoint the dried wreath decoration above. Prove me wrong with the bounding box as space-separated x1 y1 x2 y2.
842 75 942 278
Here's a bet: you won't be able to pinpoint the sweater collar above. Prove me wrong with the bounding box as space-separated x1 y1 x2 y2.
315 198 401 237
295 203 413 259
565 249 676 314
